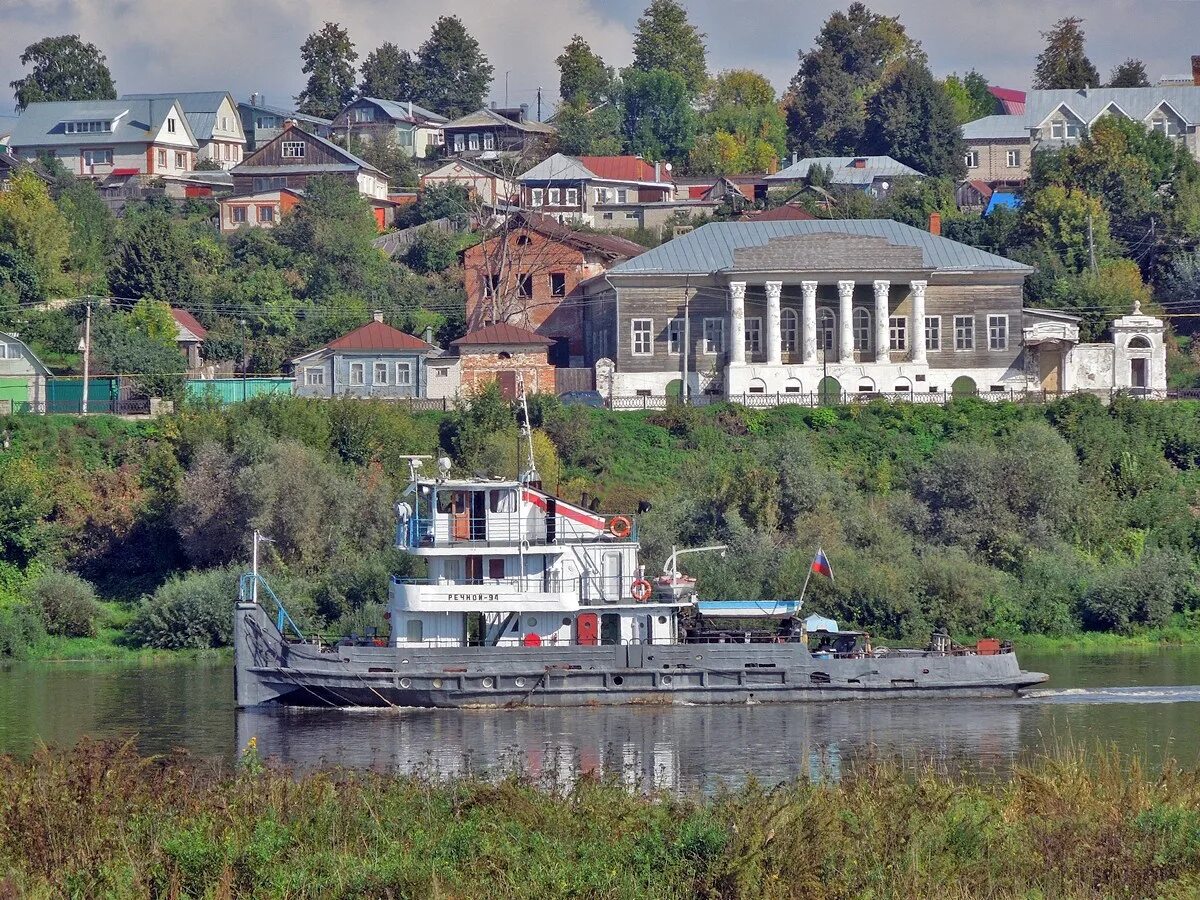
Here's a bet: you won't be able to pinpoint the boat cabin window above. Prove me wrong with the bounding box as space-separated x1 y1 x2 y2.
489 489 516 513
488 558 505 580
406 619 424 642
436 491 465 514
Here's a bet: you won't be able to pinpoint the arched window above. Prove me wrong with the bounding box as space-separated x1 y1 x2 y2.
853 307 872 352
1128 335 1152 349
816 308 835 352
781 308 798 353
747 377 767 394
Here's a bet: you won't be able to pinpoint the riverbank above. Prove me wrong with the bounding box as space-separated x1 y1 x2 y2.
1012 618 1200 653
1 740 1198 899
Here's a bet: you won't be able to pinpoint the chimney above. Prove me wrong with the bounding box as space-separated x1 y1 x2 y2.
408 100 414 118
490 100 497 110
852 158 867 168
928 212 942 236
285 118 297 129
654 160 661 182
423 325 434 345
519 103 529 122
1192 55 1200 86
250 92 258 106
372 310 384 323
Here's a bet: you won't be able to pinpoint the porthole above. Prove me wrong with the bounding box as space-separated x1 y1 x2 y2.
657 616 667 624
515 677 527 688
401 659 409 665
612 675 624 686
432 678 443 689
399 677 412 689
482 676 495 689
695 655 703 661
661 674 673 687
526 617 537 627
562 617 571 626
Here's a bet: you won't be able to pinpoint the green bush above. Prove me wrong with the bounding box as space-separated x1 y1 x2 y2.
0 602 45 657
127 567 241 649
22 569 100 638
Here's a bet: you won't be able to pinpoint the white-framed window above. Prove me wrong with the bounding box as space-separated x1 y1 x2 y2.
373 362 388 384
988 314 1008 350
852 307 872 352
64 120 112 134
281 141 305 158
1066 122 1080 138
175 151 187 169
349 362 365 385
230 205 247 224
82 149 112 166
702 318 724 354
616 189 628 203
888 316 906 351
530 188 544 207
167 117 177 133
156 149 167 168
220 116 229 130
744 317 762 354
595 187 611 204
548 188 561 205
353 107 374 123
964 150 979 168
453 133 465 152
954 316 974 351
781 308 798 353
816 308 835 351
1006 149 1022 167
257 205 274 223
483 132 495 150
925 316 941 351
468 133 480 151
0 342 17 359
304 366 325 386
667 319 683 355
396 361 413 386
1050 120 1064 139
565 188 578 205
631 318 653 356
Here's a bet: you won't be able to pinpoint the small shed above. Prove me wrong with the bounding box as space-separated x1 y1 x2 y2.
451 323 554 398
0 331 50 413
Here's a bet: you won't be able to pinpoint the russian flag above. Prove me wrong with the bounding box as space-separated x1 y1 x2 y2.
811 548 833 580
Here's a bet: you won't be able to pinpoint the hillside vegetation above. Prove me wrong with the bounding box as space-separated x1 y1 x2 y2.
2 391 1200 655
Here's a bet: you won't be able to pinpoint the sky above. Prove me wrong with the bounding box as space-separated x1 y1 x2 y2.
0 0 1197 119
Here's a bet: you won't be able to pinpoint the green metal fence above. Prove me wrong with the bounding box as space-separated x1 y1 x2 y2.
184 378 294 405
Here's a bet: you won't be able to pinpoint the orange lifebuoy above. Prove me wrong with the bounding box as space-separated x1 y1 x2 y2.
608 515 633 539
630 578 653 602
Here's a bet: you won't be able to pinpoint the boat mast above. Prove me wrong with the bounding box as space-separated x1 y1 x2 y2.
516 373 538 485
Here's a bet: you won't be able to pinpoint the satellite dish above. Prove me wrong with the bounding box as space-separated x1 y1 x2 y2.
664 162 673 172
437 457 452 479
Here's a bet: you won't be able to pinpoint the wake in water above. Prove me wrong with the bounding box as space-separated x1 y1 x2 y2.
1024 685 1200 703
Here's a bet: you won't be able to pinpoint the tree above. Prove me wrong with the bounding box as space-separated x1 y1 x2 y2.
10 34 116 111
359 42 421 100
1033 17 1100 90
942 70 995 125
416 16 493 118
0 171 72 298
553 100 623 156
345 135 418 187
864 59 965 178
630 0 708 97
296 22 358 119
1048 259 1151 341
557 35 612 105
785 3 918 154
108 207 194 302
691 70 787 175
1020 184 1110 276
92 300 187 399
1109 58 1150 88
57 178 113 293
620 68 698 163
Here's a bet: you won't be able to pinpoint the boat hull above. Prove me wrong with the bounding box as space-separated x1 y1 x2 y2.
235 603 1048 709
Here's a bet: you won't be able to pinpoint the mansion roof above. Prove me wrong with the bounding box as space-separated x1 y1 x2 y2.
605 220 1032 277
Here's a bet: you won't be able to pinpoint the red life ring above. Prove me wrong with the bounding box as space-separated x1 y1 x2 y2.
608 516 633 539
630 578 653 602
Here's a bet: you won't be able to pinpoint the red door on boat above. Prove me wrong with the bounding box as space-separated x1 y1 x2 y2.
576 613 598 646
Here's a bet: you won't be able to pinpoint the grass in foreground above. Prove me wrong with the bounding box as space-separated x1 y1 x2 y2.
3 741 1200 899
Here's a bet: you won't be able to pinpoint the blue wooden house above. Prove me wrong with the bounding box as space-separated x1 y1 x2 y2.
291 313 438 399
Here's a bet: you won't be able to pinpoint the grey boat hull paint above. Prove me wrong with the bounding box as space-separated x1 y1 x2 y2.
234 603 1048 709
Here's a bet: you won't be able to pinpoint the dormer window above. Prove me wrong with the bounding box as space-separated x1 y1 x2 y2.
281 141 305 158
63 120 112 134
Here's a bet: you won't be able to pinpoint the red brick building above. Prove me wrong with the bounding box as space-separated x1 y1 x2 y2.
450 323 556 398
462 212 644 366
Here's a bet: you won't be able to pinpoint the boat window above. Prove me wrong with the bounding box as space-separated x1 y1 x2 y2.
526 617 537 627
406 619 424 642
562 617 571 626
489 489 515 513
488 558 505 580
658 616 667 625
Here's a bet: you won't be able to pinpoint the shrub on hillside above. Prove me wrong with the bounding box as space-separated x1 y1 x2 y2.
127 567 240 650
23 570 100 638
0 602 45 658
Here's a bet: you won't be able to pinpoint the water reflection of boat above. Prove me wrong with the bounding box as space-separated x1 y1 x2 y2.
236 699 1025 792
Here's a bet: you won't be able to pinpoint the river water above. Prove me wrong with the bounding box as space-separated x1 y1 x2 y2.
3 650 1199 792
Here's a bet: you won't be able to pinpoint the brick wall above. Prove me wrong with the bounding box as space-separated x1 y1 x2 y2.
457 347 557 397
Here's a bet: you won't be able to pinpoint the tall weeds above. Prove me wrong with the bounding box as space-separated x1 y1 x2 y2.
3 740 1200 898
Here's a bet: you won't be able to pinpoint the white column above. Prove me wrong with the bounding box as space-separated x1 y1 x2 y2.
838 280 855 364
801 281 817 365
765 281 782 366
729 281 746 366
910 280 927 364
873 280 890 363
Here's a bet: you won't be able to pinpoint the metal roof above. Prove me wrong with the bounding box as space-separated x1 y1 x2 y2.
765 156 925 184
443 108 557 134
451 323 551 347
962 114 1029 141
1025 85 1200 126
518 153 596 182
359 97 447 125
121 92 242 141
237 100 332 127
7 98 198 149
606 220 1032 275
233 163 359 176
326 320 432 352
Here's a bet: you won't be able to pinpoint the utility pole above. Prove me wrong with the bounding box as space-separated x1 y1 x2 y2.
1087 213 1097 274
81 300 92 414
536 87 542 122
681 277 690 404
504 71 510 107
240 318 248 401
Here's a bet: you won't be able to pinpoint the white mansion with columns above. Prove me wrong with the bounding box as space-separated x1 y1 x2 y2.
581 220 1165 401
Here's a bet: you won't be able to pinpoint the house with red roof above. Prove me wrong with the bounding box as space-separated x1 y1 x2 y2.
171 307 209 373
517 153 674 223
450 323 556 398
289 312 439 399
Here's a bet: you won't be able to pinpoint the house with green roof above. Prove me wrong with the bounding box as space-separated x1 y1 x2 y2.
577 220 1164 402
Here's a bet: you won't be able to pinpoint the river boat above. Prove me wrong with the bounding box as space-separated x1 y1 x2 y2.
233 398 1048 709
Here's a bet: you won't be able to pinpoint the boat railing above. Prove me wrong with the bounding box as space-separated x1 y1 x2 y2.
391 574 670 606
397 512 638 550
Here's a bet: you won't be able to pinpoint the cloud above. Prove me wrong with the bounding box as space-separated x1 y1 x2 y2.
0 0 1195 117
